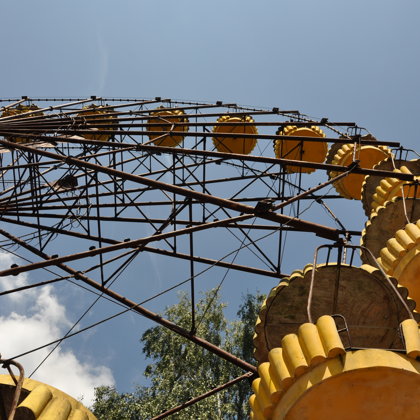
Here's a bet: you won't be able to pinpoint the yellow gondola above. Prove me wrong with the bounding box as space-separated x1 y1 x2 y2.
252 258 420 419
250 318 420 420
1 104 43 143
361 159 420 216
370 165 420 213
274 125 327 174
78 105 116 142
377 220 420 307
253 263 418 363
212 115 257 155
146 107 189 147
0 374 97 419
328 136 393 200
360 196 420 265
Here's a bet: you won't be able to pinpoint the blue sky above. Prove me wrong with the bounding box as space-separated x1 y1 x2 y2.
1 0 419 141
0 0 419 405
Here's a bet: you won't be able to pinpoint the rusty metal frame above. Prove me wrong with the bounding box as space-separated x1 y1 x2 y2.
0 228 257 373
150 372 255 420
0 98 414 416
307 243 415 324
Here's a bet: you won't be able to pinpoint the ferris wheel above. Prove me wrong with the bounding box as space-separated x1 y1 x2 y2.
0 97 418 419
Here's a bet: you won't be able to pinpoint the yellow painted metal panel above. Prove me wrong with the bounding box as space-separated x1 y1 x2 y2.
212 115 257 155
401 319 420 359
274 125 327 174
0 375 97 420
78 105 116 142
38 397 71 420
17 385 52 418
298 322 326 366
316 315 345 358
281 334 308 377
147 108 189 147
329 142 393 200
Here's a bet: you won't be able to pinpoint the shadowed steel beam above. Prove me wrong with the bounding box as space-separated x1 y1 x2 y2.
0 228 257 374
1 117 357 128
0 127 401 147
0 98 164 121
150 372 255 420
0 139 343 240
0 215 254 276
0 100 351 125
0 211 362 237
0 98 96 120
0 140 362 279
0 134 410 180
0 216 286 278
140 246 285 279
1 184 354 277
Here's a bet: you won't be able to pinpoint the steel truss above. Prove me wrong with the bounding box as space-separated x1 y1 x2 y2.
0 97 414 417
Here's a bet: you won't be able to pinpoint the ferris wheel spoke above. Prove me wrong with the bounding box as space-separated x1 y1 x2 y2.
1 140 355 241
1 212 284 281
3 98 419 407
0 213 261 277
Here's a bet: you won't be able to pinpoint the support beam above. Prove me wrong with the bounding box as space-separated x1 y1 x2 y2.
150 372 255 420
0 228 257 374
0 139 344 240
0 135 411 180
0 215 286 278
0 127 402 147
0 215 254 277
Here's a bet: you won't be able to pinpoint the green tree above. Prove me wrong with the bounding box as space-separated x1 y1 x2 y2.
92 290 265 420
92 385 151 420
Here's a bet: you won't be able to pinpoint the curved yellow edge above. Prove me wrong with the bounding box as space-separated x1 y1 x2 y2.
329 143 393 200
360 156 393 216
273 126 327 174
371 165 420 213
0 375 96 420
253 263 417 363
360 196 419 266
1 105 44 143
401 319 420 358
250 316 420 419
253 271 300 363
78 105 116 142
253 315 346 417
147 107 189 147
377 220 420 307
212 114 258 155
360 158 420 217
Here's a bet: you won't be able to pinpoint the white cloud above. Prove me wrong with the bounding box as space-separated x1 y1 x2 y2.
0 252 115 407
0 253 29 303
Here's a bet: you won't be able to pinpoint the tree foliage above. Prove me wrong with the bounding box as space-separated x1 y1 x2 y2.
92 290 265 420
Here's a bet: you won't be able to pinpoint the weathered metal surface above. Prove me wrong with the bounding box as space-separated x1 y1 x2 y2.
254 264 419 363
